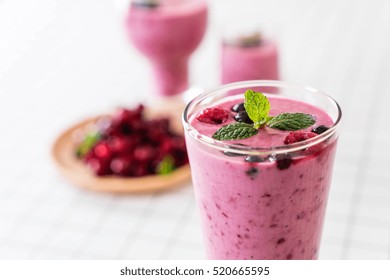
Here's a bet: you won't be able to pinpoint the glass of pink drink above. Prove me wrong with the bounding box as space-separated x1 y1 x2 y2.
125 0 208 97
221 32 279 84
183 80 342 259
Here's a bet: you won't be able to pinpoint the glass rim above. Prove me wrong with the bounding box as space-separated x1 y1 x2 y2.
182 80 342 156
131 0 197 7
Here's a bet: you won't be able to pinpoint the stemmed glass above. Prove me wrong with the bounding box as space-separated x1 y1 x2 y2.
125 0 208 97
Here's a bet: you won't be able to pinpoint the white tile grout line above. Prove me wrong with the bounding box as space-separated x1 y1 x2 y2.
340 58 390 259
69 196 118 259
316 0 375 259
0 176 65 249
113 193 158 259
305 0 354 86
26 189 86 258
158 194 196 259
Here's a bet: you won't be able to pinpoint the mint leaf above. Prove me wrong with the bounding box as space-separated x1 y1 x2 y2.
76 132 100 158
267 113 315 131
156 155 175 175
213 123 258 140
244 90 270 129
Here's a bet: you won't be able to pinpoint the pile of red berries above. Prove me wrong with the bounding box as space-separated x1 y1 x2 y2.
76 105 188 177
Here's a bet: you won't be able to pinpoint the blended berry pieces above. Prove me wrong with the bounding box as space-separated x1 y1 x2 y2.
277 158 292 170
76 105 188 177
273 154 292 170
284 131 317 144
245 167 259 179
312 125 329 135
276 237 286 245
196 107 229 124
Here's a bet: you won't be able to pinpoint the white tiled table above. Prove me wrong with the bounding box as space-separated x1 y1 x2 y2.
0 0 389 259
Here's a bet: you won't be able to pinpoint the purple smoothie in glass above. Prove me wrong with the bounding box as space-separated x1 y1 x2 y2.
183 81 341 259
126 0 208 97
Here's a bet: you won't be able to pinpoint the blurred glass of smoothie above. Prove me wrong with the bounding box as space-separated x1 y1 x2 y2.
183 81 341 259
126 0 208 96
221 31 279 87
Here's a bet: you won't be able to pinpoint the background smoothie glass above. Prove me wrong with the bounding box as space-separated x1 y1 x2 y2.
183 80 342 259
125 0 208 97
221 32 279 84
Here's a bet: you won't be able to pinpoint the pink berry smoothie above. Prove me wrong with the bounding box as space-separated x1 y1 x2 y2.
221 34 279 85
183 85 341 260
126 0 208 96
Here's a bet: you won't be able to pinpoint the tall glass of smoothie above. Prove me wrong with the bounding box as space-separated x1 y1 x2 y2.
125 0 208 97
183 80 342 259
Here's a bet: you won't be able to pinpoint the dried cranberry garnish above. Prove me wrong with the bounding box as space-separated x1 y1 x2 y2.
76 104 189 178
110 156 132 176
93 142 112 160
134 145 155 162
86 157 111 176
108 136 133 154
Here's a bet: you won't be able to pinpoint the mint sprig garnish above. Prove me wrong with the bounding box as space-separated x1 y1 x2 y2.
267 113 316 131
76 132 100 158
156 155 175 175
213 123 258 140
244 89 271 129
212 90 316 141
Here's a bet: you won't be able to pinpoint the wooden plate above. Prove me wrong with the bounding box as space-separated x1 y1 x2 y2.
51 108 191 194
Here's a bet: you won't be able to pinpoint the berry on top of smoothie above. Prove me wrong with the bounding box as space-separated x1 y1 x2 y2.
231 102 245 112
234 111 254 124
196 107 229 124
312 125 329 135
212 90 316 141
284 131 317 144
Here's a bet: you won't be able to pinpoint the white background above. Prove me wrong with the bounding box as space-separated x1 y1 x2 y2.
0 0 390 259
1 260 390 279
